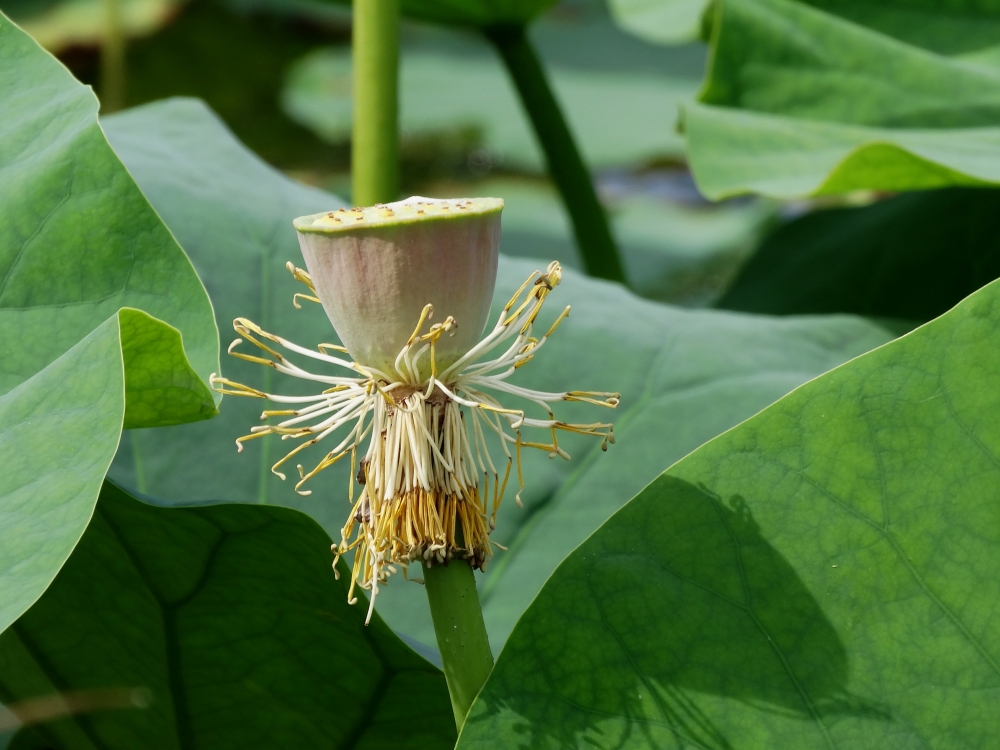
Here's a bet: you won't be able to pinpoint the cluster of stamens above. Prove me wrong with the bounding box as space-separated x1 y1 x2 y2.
211 261 618 622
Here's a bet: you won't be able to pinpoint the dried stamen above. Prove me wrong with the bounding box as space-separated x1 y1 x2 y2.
212 261 618 622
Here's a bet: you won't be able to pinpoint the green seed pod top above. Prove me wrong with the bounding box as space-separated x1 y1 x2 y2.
294 197 503 379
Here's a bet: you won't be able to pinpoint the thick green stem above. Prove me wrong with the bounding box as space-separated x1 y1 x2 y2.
352 0 400 205
423 560 494 729
100 0 125 112
485 24 626 285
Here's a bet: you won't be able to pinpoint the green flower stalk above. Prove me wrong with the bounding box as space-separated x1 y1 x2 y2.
212 197 619 629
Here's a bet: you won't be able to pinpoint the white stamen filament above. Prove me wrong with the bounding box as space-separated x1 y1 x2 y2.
212 261 617 621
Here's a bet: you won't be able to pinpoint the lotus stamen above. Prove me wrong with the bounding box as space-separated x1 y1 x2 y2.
211 197 618 622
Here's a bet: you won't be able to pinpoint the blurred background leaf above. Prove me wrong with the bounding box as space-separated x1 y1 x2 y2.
718 187 1000 322
281 45 695 172
4 0 184 50
7 0 768 301
608 0 707 45
685 0 1000 199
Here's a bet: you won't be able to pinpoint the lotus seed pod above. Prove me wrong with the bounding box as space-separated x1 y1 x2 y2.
293 196 502 378
217 197 618 619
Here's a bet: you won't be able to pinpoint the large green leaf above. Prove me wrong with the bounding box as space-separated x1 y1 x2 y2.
0 14 218 404
685 0 1000 199
718 188 1000 321
0 14 217 634
0 480 455 748
0 319 122 636
282 46 697 172
459 264 1000 748
103 98 895 655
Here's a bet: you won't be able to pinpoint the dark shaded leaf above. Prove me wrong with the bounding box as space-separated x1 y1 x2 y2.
718 188 1000 322
0 481 455 749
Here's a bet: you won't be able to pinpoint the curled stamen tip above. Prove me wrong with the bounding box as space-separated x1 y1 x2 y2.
272 469 287 480
227 339 243 354
235 440 244 453
348 597 358 606
296 489 312 496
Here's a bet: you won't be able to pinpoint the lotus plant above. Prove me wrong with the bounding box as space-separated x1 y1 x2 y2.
211 196 618 723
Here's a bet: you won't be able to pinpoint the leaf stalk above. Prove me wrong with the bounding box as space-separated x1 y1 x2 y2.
352 0 400 204
100 0 125 112
484 24 626 285
423 560 494 729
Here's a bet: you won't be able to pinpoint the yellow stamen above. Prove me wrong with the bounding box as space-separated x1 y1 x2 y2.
218 260 617 616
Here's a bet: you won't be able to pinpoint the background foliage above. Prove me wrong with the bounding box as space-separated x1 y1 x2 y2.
3 0 1000 744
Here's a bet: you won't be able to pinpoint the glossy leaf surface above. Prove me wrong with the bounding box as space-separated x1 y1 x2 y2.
686 0 1000 198
0 482 455 749
460 263 1000 749
0 17 218 400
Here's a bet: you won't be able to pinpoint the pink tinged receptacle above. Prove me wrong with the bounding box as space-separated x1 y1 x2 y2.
293 197 503 378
